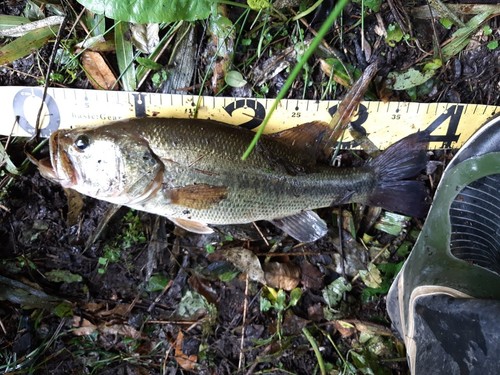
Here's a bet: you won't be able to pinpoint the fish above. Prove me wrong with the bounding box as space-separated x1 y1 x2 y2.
36 118 429 242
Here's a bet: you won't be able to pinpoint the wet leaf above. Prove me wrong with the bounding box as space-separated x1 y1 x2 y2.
81 50 119 90
45 269 83 283
130 23 159 54
145 274 169 292
72 316 97 336
0 25 56 65
358 263 382 289
53 302 73 318
333 320 356 337
386 67 436 90
374 212 409 236
264 262 301 291
300 261 324 289
322 277 352 308
247 0 271 10
385 23 404 47
282 310 308 335
76 0 215 23
176 290 210 319
174 331 198 371
219 247 265 284
64 188 84 226
225 70 247 88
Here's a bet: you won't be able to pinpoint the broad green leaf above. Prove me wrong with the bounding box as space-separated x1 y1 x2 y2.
288 288 302 307
225 70 247 88
145 274 169 292
76 0 215 23
136 56 163 70
0 26 56 65
487 40 498 50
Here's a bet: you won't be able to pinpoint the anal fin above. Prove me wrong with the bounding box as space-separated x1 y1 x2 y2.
168 217 214 235
270 210 327 242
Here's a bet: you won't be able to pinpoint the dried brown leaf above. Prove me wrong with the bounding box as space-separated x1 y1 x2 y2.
263 262 301 291
72 316 97 336
64 188 83 226
300 261 324 289
81 50 119 90
174 331 198 371
219 247 265 284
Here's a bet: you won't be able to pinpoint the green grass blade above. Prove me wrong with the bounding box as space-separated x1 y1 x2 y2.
0 25 56 65
114 20 137 91
241 0 350 160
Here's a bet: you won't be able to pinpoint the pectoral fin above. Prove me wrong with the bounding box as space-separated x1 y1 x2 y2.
168 217 214 234
168 184 228 210
271 210 327 242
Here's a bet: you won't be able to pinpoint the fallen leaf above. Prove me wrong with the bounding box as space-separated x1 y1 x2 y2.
264 262 301 291
72 316 97 336
219 247 265 284
64 188 84 226
333 320 357 338
130 23 159 54
174 331 198 371
358 263 383 289
81 50 119 90
300 261 324 289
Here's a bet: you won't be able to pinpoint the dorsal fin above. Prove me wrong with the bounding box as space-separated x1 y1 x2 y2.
269 121 331 161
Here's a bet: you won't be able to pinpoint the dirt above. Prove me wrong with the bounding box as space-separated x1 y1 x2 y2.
0 1 499 374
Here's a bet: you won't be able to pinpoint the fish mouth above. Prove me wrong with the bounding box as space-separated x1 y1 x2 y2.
48 131 77 188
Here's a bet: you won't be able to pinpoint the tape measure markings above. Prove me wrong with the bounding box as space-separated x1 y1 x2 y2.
1 86 498 150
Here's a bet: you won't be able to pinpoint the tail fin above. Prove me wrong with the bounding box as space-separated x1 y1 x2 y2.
366 131 430 218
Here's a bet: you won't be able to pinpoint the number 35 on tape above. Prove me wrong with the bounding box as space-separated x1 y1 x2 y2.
2 86 498 150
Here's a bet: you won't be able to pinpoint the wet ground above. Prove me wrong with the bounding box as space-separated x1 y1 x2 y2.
0 0 499 374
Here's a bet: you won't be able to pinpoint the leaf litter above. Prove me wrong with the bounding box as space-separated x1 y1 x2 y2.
0 0 499 374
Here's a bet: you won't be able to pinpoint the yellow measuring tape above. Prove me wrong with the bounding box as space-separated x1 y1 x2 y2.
2 86 498 149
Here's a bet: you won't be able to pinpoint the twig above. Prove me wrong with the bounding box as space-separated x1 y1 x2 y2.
35 15 68 139
252 222 270 246
238 273 250 371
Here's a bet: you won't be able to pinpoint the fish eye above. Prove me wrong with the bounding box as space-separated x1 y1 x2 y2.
74 135 90 151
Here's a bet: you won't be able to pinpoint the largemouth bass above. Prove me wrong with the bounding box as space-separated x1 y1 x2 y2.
37 118 429 242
